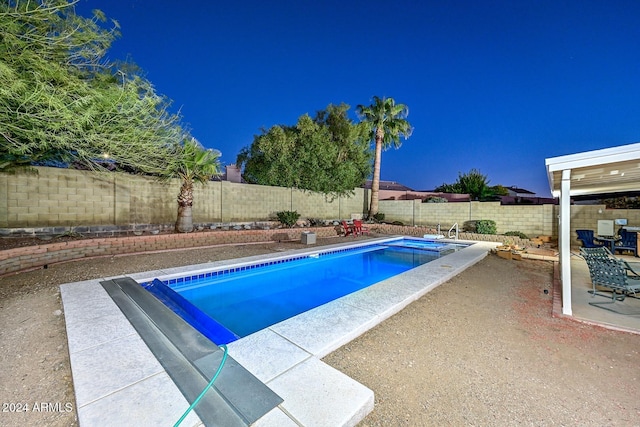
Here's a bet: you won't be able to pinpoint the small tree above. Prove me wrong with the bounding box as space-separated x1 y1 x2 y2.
0 1 188 174
162 139 220 233
435 169 505 201
237 103 371 197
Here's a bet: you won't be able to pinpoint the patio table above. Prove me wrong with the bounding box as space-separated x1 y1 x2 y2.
598 236 619 253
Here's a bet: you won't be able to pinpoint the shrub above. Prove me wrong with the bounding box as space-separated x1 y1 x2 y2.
372 212 385 222
504 231 529 239
462 220 477 232
308 218 323 227
476 220 497 235
423 196 448 203
276 210 300 228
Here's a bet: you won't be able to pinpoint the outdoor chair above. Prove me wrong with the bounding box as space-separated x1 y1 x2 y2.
340 220 354 237
580 247 640 280
576 229 604 248
613 229 638 257
353 219 369 236
581 249 640 313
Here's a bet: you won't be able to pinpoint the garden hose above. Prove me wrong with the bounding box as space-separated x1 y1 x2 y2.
174 344 229 427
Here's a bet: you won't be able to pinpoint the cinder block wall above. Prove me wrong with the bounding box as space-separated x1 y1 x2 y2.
2 167 639 246
379 200 639 242
1 167 369 228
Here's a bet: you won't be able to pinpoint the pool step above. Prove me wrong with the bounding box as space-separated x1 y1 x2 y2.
101 277 283 426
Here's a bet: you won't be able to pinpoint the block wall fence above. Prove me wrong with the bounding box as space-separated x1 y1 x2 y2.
1 167 639 243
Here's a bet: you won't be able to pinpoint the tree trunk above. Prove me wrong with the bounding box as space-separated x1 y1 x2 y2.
175 180 194 232
369 130 384 218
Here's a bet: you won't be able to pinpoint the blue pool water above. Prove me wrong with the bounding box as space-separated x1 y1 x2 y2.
143 238 465 344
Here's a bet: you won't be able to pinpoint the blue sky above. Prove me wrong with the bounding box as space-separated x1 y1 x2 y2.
76 0 640 197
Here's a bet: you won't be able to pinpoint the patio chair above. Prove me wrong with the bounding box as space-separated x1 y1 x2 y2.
576 229 604 248
581 252 640 313
613 229 638 257
340 220 354 237
580 247 640 280
353 219 369 236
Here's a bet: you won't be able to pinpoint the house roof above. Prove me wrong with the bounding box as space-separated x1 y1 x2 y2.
363 180 414 192
545 142 640 197
505 186 536 195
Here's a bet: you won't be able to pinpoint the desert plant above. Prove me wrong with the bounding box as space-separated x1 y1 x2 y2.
476 220 497 235
307 218 324 227
504 231 529 239
372 212 385 222
276 211 300 228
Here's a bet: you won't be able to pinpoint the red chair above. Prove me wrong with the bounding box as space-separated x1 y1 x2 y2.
341 220 355 237
353 219 369 236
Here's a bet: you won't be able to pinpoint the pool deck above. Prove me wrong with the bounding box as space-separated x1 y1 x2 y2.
60 236 500 426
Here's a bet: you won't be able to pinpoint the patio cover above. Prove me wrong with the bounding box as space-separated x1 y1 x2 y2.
545 142 640 315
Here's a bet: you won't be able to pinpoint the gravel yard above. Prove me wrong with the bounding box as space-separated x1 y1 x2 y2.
1 236 638 426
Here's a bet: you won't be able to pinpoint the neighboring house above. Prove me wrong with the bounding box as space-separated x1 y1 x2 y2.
362 180 470 202
500 185 557 205
214 164 244 183
505 185 536 197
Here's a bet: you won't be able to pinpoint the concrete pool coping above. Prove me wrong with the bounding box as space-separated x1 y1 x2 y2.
60 236 500 426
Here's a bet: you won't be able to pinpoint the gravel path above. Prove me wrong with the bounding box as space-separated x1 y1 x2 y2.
1 238 639 426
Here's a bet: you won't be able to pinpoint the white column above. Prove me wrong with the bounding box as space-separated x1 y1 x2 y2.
560 169 572 315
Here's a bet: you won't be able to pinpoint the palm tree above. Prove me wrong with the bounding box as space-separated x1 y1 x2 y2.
356 96 412 218
163 138 221 232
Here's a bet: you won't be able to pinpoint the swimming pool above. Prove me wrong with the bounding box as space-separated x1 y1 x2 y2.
141 237 468 344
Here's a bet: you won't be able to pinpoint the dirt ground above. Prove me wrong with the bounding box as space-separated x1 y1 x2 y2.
1 236 639 426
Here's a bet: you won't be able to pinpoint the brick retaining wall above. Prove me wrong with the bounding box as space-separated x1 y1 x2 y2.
0 227 340 276
0 224 537 276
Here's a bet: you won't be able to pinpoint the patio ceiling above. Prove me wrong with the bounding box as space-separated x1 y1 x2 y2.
546 142 640 197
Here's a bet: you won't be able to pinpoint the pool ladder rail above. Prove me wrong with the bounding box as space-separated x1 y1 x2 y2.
434 223 459 240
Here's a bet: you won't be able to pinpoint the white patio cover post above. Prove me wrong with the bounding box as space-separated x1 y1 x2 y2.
560 169 572 315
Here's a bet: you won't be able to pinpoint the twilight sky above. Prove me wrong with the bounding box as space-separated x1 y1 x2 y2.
76 0 640 197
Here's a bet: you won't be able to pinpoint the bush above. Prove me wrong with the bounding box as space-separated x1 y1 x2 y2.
276 210 300 228
462 220 477 232
504 231 529 239
423 196 448 203
476 220 497 235
307 218 323 227
372 212 385 222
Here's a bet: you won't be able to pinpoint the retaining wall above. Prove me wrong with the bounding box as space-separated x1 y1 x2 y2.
0 227 341 276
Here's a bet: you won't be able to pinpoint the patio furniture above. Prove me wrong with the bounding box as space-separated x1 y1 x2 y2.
341 220 354 237
576 229 605 248
580 247 640 280
581 250 640 312
353 219 369 236
613 229 638 257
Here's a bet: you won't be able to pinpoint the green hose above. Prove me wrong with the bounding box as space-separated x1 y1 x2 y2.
174 344 229 427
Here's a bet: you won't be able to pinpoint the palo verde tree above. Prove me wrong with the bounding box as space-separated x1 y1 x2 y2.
161 139 221 233
356 96 412 218
0 0 186 173
237 103 372 198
